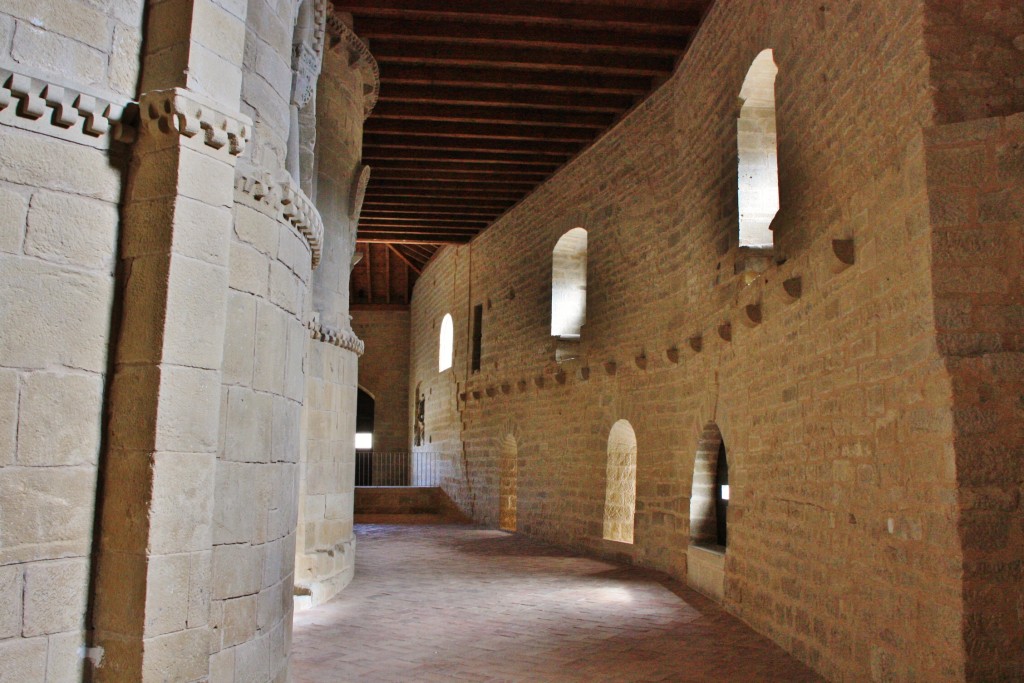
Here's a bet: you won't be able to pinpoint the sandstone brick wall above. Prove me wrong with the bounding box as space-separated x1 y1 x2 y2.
925 112 1024 681
924 0 1024 124
351 308 410 451
405 1 1003 680
0 1 143 676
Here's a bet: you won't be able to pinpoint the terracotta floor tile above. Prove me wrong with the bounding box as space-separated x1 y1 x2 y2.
291 521 823 683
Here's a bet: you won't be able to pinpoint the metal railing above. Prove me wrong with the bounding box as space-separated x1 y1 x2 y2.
355 451 443 487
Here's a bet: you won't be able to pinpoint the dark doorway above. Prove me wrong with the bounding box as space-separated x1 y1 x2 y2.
355 388 375 485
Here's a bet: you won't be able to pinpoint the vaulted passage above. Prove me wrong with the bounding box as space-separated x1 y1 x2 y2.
291 521 823 682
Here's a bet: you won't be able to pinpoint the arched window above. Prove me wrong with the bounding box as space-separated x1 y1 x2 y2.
499 435 518 532
438 313 453 372
602 420 637 544
737 49 779 248
689 423 729 548
551 228 588 339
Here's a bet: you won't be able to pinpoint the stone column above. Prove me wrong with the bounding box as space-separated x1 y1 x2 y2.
90 1 249 680
294 12 377 608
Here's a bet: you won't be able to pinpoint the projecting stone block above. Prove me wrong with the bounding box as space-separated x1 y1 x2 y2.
0 185 27 254
23 557 89 636
162 256 229 370
0 255 113 373
17 371 103 467
25 191 117 270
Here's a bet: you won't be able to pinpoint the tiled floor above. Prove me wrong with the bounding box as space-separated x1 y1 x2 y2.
291 518 823 682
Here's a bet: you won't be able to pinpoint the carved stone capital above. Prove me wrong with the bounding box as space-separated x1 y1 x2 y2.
137 88 252 157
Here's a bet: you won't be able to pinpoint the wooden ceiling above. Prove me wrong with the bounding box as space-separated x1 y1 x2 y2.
336 0 715 305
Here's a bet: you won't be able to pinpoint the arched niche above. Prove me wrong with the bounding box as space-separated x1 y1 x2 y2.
737 49 779 248
438 313 453 372
602 419 638 544
689 423 729 548
499 435 518 532
551 228 588 339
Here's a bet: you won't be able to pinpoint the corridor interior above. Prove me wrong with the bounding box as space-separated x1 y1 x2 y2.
291 517 822 683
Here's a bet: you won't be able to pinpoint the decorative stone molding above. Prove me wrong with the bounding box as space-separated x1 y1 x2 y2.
0 67 136 148
235 166 324 268
350 164 371 221
138 88 251 157
307 316 364 355
325 5 380 118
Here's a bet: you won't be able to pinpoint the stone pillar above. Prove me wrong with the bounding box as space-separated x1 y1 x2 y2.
90 1 249 680
294 12 377 609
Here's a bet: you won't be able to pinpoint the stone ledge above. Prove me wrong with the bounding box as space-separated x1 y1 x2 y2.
307 316 364 356
235 166 324 268
0 66 136 149
687 543 725 603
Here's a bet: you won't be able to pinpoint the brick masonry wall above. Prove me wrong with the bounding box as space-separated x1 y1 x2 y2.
351 308 410 452
925 112 1024 681
0 1 143 677
405 1 1003 681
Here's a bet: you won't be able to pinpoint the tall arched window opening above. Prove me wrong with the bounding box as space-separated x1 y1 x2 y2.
689 423 729 549
551 228 588 339
438 313 453 372
737 49 779 248
602 420 638 544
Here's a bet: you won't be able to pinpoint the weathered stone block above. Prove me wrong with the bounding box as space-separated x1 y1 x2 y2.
0 564 22 639
0 637 47 681
0 369 17 467
26 191 118 270
0 255 113 373
229 241 269 296
162 256 229 371
143 552 190 637
223 289 257 386
234 205 279 257
17 371 103 467
149 452 216 554
212 542 263 599
23 557 89 636
0 185 28 254
141 627 210 682
11 23 106 87
45 629 86 682
223 387 272 463
0 467 95 561
221 594 257 647
0 131 121 202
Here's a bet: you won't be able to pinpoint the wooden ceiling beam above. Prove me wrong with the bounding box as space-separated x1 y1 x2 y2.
363 146 571 165
376 64 651 94
377 82 634 112
339 0 704 31
366 184 526 198
387 243 422 274
373 40 675 76
364 133 583 155
357 236 464 244
360 216 490 227
353 16 690 54
371 101 614 128
365 119 593 142
363 206 506 218
368 158 559 175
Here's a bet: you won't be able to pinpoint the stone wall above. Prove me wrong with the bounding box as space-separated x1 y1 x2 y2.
351 308 410 451
0 0 143 677
0 0 368 680
405 1 1021 681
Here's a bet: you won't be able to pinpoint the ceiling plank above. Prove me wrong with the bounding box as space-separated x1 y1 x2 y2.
373 40 675 76
363 147 570 165
356 234 472 244
365 118 594 142
340 0 704 31
364 133 583 155
376 64 651 94
371 101 614 128
368 158 558 174
376 83 635 112
354 16 690 54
